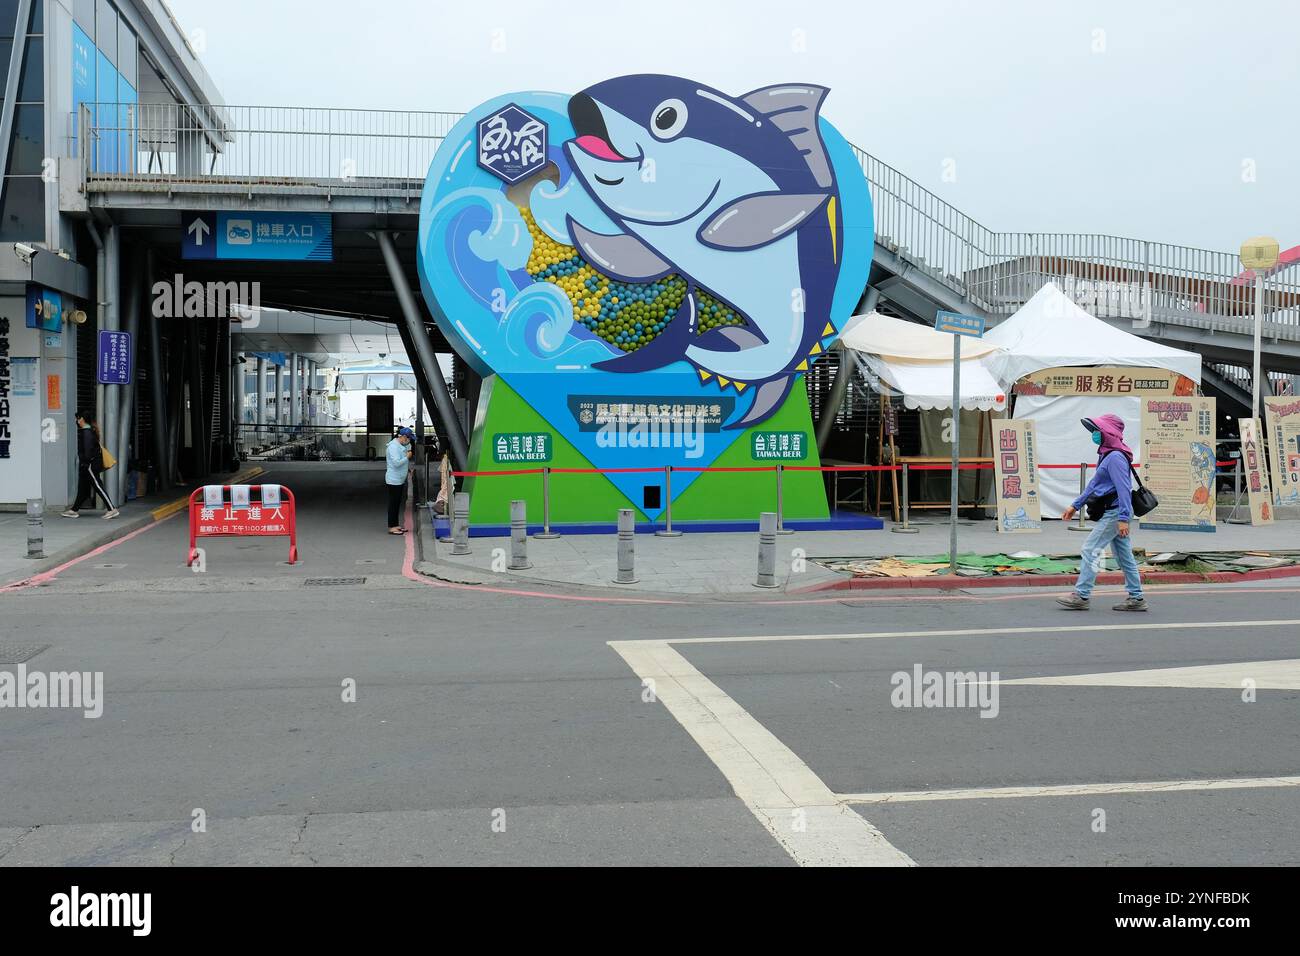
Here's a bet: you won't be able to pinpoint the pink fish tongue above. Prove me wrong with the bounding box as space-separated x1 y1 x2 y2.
574 135 623 162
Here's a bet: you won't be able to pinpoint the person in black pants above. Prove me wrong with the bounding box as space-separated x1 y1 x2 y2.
62 411 119 519
385 427 414 533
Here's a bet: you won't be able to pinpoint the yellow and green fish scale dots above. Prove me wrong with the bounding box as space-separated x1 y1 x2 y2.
517 206 742 353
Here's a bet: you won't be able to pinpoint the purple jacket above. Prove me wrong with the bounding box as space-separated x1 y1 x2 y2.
1073 451 1134 521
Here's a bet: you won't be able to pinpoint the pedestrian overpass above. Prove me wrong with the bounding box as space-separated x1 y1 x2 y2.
62 102 1300 479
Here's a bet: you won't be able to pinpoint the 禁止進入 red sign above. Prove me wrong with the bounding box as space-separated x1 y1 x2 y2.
188 484 298 565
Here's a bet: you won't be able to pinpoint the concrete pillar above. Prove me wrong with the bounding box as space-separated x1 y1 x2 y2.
256 357 267 444
274 362 285 443
103 222 120 503
288 354 299 434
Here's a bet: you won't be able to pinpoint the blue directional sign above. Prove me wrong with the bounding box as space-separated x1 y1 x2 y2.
97 330 132 385
934 310 986 337
182 211 333 262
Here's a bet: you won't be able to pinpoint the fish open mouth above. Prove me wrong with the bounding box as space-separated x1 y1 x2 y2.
568 93 634 164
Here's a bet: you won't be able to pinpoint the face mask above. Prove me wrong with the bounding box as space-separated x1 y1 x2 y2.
1091 431 1103 446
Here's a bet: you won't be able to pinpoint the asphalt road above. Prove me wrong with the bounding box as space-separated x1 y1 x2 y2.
1 463 1296 866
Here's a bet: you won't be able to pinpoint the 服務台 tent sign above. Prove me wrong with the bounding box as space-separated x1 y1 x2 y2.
1263 396 1300 509
1013 366 1196 397
1139 397 1216 531
993 418 1041 532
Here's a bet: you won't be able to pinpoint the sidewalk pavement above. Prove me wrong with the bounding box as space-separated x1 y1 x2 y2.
414 510 1300 596
0 465 265 588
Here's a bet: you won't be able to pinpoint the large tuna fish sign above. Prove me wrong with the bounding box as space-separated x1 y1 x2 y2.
418 76 872 522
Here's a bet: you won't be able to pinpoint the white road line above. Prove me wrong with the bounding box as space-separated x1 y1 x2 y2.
838 776 1300 804
609 640 914 867
664 618 1300 646
999 658 1300 689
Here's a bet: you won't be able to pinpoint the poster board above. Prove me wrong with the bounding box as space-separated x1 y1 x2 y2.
993 418 1041 532
1138 397 1216 531
1238 418 1273 524
1013 366 1195 397
1263 396 1300 510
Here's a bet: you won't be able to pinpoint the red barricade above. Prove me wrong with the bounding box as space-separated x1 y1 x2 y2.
188 484 298 566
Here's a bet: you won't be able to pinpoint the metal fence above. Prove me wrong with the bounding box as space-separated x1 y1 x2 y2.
75 104 1300 334
75 103 459 199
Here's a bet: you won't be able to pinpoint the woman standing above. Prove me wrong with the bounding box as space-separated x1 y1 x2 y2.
385 427 415 534
1056 414 1147 612
61 411 119 519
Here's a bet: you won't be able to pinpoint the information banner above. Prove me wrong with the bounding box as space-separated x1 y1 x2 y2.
1013 366 1195 397
993 418 1041 532
1263 396 1300 509
1238 418 1273 524
1138 397 1216 531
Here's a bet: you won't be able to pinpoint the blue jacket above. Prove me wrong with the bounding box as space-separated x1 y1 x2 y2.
385 439 411 486
1073 451 1134 521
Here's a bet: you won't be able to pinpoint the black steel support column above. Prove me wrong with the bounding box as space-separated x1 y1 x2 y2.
146 249 171 493
376 231 468 470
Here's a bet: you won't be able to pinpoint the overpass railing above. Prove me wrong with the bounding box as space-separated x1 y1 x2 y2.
74 102 458 199
74 104 1300 335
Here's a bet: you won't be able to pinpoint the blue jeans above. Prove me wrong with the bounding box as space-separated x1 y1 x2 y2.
1074 507 1143 600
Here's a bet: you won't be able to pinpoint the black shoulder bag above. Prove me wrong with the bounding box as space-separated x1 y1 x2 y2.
1084 453 1159 520
1127 459 1159 518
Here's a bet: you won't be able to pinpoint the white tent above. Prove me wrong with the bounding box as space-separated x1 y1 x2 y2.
984 283 1204 516
841 312 1007 411
983 283 1202 384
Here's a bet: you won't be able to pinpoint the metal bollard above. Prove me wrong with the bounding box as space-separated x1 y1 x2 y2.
535 467 561 539
1067 463 1090 532
1226 456 1250 524
25 498 45 560
425 501 438 558
614 508 638 584
755 511 778 588
775 464 794 534
655 466 683 537
508 499 532 569
451 491 472 555
890 462 919 534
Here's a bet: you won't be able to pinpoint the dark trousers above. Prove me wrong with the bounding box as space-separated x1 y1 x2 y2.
386 481 407 528
72 464 115 512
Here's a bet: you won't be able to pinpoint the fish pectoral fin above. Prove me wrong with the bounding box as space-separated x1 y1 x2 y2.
566 217 672 282
592 290 697 373
694 324 767 353
697 192 830 250
724 376 795 430
740 84 833 189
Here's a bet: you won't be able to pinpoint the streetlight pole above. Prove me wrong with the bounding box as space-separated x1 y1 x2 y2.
1241 237 1280 419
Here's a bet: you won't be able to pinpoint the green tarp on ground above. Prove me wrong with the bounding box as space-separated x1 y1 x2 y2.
901 553 1083 574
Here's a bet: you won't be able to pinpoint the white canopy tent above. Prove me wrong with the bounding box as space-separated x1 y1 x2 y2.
841 312 1007 412
984 284 1204 516
982 284 1203 385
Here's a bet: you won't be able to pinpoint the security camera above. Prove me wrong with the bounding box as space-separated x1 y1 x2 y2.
13 242 37 263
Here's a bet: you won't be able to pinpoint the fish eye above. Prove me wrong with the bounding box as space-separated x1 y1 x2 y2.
651 99 688 139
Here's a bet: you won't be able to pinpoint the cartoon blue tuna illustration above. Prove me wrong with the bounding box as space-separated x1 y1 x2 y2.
561 75 845 429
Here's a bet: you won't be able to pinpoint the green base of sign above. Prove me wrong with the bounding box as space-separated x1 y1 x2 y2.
462 376 830 525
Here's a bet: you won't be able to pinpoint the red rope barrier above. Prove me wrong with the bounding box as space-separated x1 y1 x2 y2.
447 460 1214 478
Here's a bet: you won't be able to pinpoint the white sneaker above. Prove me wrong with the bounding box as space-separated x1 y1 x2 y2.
104 509 120 519
61 510 79 518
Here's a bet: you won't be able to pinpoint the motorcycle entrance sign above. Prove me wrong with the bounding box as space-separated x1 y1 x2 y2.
188 484 298 566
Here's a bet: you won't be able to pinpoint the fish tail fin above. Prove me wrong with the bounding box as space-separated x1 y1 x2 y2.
592 290 697 373
724 375 794 430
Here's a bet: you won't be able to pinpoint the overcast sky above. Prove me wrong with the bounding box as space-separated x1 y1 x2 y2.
167 0 1296 253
